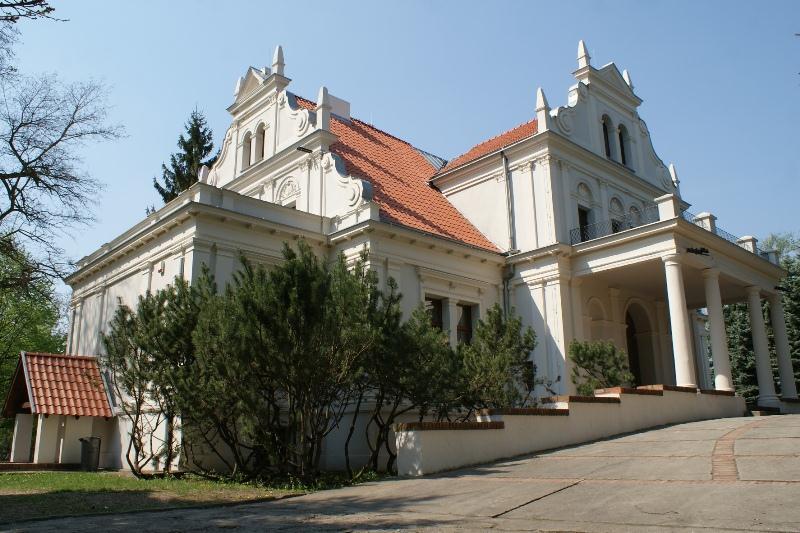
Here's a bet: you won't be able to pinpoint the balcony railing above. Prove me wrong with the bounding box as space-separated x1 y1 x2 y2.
569 205 659 245
569 203 771 262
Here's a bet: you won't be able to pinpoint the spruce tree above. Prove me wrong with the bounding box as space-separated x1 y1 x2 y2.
153 110 216 204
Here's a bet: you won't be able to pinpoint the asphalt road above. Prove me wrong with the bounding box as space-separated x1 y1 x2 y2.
7 415 800 532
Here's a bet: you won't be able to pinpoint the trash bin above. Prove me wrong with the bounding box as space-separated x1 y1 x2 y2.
79 436 102 471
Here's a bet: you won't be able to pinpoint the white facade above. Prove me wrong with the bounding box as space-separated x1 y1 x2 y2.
61 42 796 470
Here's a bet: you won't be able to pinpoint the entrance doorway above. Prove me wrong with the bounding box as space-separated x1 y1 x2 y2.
625 302 658 386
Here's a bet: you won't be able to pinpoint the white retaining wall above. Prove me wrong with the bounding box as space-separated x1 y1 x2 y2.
395 390 746 476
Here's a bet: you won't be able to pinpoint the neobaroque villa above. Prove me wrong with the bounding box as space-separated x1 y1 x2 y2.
3 42 797 473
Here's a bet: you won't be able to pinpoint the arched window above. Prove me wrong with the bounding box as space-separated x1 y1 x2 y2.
241 132 252 170
601 115 614 159
618 124 631 168
255 124 266 163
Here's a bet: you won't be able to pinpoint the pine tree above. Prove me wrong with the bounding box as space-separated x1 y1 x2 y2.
153 110 216 204
459 305 537 409
569 340 634 396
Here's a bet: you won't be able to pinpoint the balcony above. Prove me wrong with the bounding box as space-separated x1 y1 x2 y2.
569 205 659 245
569 196 776 264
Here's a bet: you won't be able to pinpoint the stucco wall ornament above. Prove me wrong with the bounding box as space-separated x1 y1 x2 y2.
294 108 311 136
555 107 574 136
277 178 300 202
323 152 372 207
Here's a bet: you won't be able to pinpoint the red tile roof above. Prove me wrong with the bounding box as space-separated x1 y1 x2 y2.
294 95 500 252
16 353 113 418
439 120 538 173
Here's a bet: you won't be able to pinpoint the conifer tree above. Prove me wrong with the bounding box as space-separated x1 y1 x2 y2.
569 340 634 396
459 305 537 409
153 110 216 204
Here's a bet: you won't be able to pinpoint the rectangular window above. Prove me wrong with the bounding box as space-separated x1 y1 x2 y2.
425 297 443 331
578 207 591 242
456 304 473 344
578 207 590 228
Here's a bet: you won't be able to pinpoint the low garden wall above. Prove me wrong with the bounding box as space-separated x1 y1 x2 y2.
395 385 746 476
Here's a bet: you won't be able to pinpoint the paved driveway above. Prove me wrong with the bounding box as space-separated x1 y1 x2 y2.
7 415 800 532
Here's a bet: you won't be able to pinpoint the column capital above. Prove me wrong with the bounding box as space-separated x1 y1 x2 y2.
745 285 762 298
662 253 682 265
766 292 782 305
701 267 720 280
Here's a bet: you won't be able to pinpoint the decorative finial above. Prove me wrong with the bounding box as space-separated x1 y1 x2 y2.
233 76 243 97
669 163 679 188
535 87 550 132
197 165 210 183
272 45 285 76
316 85 331 131
622 69 633 89
577 40 591 69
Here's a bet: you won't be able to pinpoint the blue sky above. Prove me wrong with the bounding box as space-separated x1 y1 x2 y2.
13 0 800 266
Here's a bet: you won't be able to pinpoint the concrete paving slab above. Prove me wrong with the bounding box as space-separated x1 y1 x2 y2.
502 479 800 532
609 427 729 442
546 439 715 457
585 456 711 480
740 426 800 439
735 436 800 455
454 455 627 479
737 456 800 481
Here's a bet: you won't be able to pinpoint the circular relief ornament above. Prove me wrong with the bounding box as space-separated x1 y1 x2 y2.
295 109 310 135
556 109 574 136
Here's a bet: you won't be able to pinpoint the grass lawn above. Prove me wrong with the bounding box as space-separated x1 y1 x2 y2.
0 471 303 523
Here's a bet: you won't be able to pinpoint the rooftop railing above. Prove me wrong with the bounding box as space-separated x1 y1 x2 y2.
680 210 769 260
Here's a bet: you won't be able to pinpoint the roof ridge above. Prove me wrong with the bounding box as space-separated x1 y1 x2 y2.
442 118 537 172
291 92 437 157
25 352 99 360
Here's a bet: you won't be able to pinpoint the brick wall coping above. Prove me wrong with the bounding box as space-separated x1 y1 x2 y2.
541 395 621 404
638 384 699 394
594 387 663 396
698 388 736 397
394 421 504 431
479 407 570 416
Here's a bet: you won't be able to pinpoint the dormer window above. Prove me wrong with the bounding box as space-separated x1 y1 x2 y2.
601 115 614 159
618 124 631 168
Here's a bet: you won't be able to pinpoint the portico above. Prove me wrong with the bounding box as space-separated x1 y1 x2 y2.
567 193 793 406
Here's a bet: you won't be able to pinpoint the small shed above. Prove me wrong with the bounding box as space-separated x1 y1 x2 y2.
2 352 116 466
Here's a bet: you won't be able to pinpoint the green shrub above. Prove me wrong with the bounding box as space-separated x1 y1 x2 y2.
569 340 634 396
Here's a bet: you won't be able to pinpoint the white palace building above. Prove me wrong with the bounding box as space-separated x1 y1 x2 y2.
3 42 797 471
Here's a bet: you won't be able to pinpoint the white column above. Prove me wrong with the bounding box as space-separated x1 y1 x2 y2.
655 300 675 385
702 269 733 391
446 299 459 347
768 293 798 399
10 413 33 462
746 286 779 407
663 254 697 387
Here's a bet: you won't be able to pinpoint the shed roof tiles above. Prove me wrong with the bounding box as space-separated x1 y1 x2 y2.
3 352 113 418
